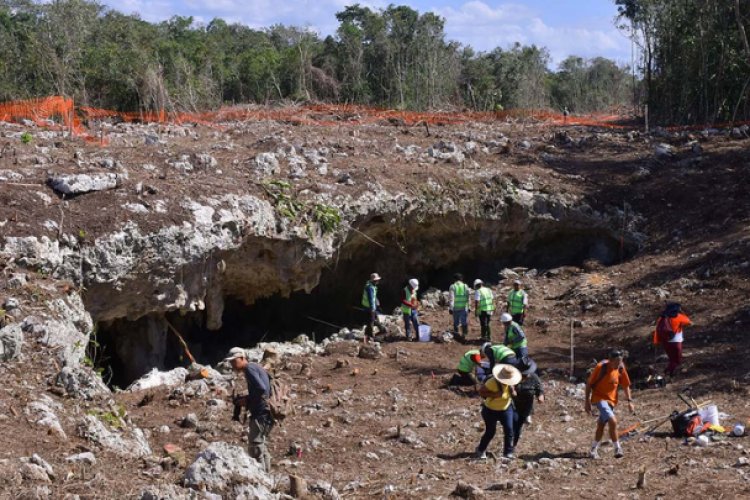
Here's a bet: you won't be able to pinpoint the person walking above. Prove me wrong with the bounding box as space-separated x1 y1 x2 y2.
500 313 529 359
449 273 471 341
480 342 519 369
400 278 420 341
506 279 528 325
473 279 495 341
362 273 386 343
225 347 275 472
474 363 522 459
512 358 544 448
449 349 482 386
653 302 692 377
584 350 634 459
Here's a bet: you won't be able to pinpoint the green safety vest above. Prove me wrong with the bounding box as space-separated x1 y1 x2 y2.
507 290 526 314
477 287 495 313
489 345 515 364
401 286 416 314
505 321 528 349
457 349 480 373
361 282 377 309
452 281 469 310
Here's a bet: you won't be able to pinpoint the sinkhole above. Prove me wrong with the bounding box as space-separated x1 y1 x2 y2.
90 222 636 389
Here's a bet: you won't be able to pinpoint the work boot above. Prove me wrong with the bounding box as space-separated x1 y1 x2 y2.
461 325 468 339
473 447 487 460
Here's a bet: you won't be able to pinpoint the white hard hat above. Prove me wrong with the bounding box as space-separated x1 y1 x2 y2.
224 347 247 362
408 278 419 289
500 312 513 323
473 279 483 287
370 273 381 281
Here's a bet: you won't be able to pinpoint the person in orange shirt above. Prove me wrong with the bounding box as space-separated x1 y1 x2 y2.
654 302 692 377
584 350 634 459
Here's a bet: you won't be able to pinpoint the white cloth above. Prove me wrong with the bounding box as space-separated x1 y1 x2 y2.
669 331 683 343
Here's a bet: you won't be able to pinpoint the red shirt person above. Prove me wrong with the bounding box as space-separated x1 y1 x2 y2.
653 302 692 377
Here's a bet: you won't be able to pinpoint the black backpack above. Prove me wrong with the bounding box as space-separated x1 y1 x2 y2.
670 409 701 437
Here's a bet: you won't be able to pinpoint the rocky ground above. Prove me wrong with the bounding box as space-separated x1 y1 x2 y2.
0 109 749 498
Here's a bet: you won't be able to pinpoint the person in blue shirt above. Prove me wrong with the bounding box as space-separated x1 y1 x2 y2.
226 347 274 471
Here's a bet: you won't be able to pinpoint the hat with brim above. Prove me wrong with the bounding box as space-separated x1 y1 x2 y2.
224 347 247 363
492 363 522 386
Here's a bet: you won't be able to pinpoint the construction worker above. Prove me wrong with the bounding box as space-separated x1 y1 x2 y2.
481 342 519 369
500 313 528 359
475 363 522 459
653 302 692 377
584 349 634 459
473 279 494 341
362 273 386 343
506 279 528 325
449 349 482 386
512 358 544 448
225 347 274 472
400 278 420 341
449 273 470 341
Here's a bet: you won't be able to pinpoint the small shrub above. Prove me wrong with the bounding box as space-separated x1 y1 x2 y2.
20 132 32 144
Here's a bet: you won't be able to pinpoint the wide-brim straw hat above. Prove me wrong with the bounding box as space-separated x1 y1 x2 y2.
492 363 522 386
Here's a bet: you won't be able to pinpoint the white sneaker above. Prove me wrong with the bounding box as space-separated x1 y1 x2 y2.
614 447 624 459
589 448 600 459
474 448 487 459
525 415 533 424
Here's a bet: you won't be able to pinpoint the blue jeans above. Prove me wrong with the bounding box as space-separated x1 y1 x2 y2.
403 310 419 339
453 309 468 330
478 404 515 456
513 346 528 360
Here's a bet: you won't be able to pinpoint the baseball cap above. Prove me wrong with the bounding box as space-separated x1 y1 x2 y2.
224 347 247 362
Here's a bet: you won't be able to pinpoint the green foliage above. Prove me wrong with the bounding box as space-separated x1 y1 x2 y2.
312 203 341 233
88 405 127 429
263 180 304 220
20 132 32 144
0 0 637 114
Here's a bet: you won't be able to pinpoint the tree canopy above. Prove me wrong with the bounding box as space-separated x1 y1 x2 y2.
0 0 634 116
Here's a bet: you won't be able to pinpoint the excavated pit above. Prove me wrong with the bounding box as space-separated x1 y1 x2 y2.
90 215 636 388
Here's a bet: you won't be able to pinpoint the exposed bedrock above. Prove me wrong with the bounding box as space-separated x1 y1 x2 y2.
1 179 641 383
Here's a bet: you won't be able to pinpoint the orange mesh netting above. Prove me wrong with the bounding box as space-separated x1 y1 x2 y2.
0 96 633 142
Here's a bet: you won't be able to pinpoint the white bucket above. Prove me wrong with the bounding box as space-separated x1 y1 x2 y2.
698 405 720 426
418 324 431 342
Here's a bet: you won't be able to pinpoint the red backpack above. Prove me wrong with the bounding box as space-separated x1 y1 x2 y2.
654 316 675 345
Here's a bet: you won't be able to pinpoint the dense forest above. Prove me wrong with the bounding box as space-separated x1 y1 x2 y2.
617 0 750 124
0 0 632 114
1 0 749 125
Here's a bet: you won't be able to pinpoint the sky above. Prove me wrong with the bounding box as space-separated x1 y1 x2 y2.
105 0 632 68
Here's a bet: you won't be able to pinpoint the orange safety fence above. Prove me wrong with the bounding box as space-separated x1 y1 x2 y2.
0 96 635 143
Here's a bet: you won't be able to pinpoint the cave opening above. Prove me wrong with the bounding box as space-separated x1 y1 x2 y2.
92 224 636 389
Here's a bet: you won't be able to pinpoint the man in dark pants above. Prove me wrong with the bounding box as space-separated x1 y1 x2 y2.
362 273 387 342
475 364 522 459
226 347 274 472
512 358 544 448
473 279 495 341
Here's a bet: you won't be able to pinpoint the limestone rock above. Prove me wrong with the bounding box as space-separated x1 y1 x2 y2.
65 452 96 466
55 366 110 400
358 344 382 360
25 396 67 439
254 152 280 176
76 415 152 458
183 442 275 497
127 367 189 392
0 323 23 361
20 463 51 483
48 173 123 195
452 480 485 499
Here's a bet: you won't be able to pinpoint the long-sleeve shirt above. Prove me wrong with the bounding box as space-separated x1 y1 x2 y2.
243 363 271 419
514 373 543 405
